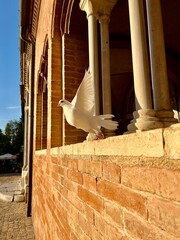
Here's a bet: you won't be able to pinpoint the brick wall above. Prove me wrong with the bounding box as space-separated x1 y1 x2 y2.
34 0 63 149
32 126 180 240
36 90 42 150
34 0 55 150
31 1 180 239
50 0 63 148
63 33 88 145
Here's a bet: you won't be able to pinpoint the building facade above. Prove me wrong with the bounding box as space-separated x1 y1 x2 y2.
20 0 180 239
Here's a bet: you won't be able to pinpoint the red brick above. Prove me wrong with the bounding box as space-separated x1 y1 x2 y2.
62 157 68 167
92 227 104 240
52 187 61 202
78 186 104 213
67 169 83 184
56 222 69 240
104 201 123 227
52 164 64 175
61 177 78 194
78 159 87 172
70 205 79 223
83 173 97 192
84 204 94 224
68 191 84 213
94 212 106 235
56 226 65 240
56 201 67 219
56 182 68 197
51 171 59 182
74 223 91 240
122 167 180 201
68 159 78 170
51 156 58 164
70 231 79 240
48 202 70 238
87 160 102 177
103 162 121 183
124 212 174 240
78 213 92 238
106 224 124 240
148 198 180 238
61 196 71 211
46 162 51 175
57 209 70 233
97 179 147 218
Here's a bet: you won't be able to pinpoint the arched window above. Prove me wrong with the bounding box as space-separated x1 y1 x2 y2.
36 37 48 150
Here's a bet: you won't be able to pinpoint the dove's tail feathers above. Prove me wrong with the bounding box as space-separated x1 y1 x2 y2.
96 115 118 130
99 114 115 119
101 119 119 130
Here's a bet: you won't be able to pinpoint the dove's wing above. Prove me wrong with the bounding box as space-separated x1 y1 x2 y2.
71 70 95 115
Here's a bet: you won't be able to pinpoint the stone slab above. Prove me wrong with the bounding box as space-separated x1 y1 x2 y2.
164 123 180 159
54 128 164 158
0 192 14 202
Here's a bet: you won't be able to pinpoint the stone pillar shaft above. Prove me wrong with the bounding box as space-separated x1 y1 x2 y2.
146 0 170 110
127 0 163 131
146 0 177 126
80 0 100 115
88 14 100 115
99 16 112 114
128 0 152 110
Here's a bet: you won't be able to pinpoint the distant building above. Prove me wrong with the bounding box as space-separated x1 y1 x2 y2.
20 0 180 239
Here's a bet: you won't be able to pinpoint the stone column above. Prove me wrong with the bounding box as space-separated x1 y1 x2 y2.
127 0 162 131
146 0 177 126
22 106 29 171
80 0 100 115
95 0 117 138
97 0 117 115
99 15 111 114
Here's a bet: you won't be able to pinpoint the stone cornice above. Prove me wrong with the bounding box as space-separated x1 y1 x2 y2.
30 0 41 40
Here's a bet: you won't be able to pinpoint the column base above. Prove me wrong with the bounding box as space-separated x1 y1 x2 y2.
19 169 29 202
127 109 163 132
155 110 178 127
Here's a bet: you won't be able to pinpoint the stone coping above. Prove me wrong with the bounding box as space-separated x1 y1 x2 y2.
35 123 180 160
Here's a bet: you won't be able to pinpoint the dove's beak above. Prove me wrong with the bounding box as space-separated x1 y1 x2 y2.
57 99 65 107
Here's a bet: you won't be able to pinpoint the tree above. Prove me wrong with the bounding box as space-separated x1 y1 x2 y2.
5 118 24 154
0 129 11 155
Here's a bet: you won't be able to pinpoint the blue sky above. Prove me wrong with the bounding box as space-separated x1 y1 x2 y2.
0 0 21 131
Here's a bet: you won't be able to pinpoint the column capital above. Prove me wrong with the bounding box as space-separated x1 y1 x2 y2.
80 0 117 18
79 0 98 17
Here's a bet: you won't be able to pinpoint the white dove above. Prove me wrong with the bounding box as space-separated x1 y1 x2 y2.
58 69 118 140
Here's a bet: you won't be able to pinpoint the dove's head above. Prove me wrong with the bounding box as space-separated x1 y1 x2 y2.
58 99 69 107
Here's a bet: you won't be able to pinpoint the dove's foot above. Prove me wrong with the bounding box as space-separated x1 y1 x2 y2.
95 132 105 140
86 133 97 141
86 132 105 141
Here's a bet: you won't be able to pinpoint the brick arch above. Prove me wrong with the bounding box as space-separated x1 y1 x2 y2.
60 0 87 35
42 34 48 56
60 0 74 34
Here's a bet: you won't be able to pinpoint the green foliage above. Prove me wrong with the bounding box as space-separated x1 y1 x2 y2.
0 129 11 155
0 118 24 155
